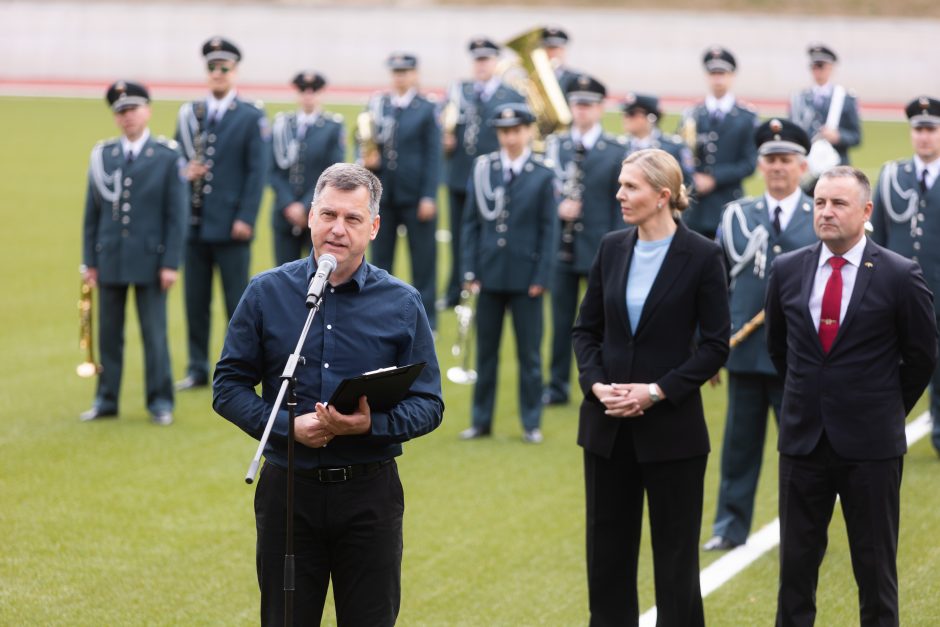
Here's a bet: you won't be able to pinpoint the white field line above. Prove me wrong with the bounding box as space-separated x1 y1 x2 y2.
639 411 932 627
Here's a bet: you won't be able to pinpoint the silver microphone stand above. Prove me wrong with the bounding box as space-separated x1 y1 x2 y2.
244 257 333 627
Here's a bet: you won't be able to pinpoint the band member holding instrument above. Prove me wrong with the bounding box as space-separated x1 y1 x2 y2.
573 149 729 625
678 46 758 239
441 38 525 310
704 119 816 551
541 26 579 94
269 71 345 266
175 37 270 391
871 96 940 456
789 44 861 173
622 92 694 187
460 104 558 443
543 75 624 407
361 53 442 329
80 80 186 425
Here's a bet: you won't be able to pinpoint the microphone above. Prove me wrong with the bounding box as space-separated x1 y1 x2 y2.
306 253 337 308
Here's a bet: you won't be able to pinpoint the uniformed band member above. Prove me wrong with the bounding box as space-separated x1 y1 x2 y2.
80 81 186 425
679 47 758 239
871 96 940 456
362 53 442 328
460 104 558 443
789 44 862 170
705 119 817 551
622 92 694 186
269 71 345 266
175 37 269 391
541 26 578 94
441 38 525 309
543 75 624 406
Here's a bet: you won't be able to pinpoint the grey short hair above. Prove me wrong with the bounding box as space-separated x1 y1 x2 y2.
818 165 871 205
311 163 383 218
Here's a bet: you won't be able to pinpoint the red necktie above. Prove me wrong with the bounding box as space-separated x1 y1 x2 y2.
818 256 847 353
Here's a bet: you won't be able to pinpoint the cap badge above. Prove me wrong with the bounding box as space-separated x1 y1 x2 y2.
625 93 636 104
501 107 514 119
578 75 590 87
920 96 930 111
770 119 783 133
211 37 222 50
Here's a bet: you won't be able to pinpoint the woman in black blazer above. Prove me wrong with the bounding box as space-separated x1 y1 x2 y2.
572 149 730 626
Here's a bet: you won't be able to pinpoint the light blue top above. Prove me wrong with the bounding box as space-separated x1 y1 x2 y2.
626 234 674 331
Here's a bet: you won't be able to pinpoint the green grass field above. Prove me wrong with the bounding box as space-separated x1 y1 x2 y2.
1 95 938 625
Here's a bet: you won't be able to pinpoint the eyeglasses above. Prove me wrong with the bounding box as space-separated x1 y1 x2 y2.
207 63 233 74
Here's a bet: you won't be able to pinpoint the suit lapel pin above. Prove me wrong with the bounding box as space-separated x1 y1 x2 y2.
864 261 874 268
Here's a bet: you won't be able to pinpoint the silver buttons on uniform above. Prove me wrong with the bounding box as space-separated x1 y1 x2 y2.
204 185 213 194
497 238 506 247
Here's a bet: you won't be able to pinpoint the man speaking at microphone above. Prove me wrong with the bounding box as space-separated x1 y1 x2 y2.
214 162 443 626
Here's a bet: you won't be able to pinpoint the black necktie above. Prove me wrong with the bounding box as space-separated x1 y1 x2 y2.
921 169 929 195
710 109 722 127
505 168 516 185
772 206 782 235
125 150 135 164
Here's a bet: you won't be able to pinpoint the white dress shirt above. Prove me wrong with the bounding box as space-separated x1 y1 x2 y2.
120 128 151 161
705 92 736 115
570 123 602 151
809 235 867 331
500 148 531 182
207 89 237 123
764 187 803 233
913 155 940 191
390 88 417 109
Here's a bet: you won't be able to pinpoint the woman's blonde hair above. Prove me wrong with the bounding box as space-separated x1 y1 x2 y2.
622 148 690 213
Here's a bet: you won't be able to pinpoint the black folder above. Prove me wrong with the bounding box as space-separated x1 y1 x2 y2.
327 362 427 414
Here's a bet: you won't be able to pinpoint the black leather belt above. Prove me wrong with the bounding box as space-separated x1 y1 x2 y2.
295 459 393 483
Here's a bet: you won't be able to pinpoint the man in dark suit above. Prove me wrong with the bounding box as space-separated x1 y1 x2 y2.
678 46 758 239
175 36 269 391
789 44 862 169
704 119 817 552
441 38 525 309
269 71 345 266
765 166 937 626
362 53 442 328
80 80 186 425
543 75 625 406
871 96 940 456
460 103 558 443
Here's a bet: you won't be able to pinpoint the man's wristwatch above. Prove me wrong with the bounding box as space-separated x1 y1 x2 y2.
648 383 661 404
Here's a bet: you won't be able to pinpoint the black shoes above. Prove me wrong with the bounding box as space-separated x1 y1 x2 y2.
703 535 741 552
459 426 491 440
175 375 208 391
79 407 117 422
541 391 569 406
150 411 174 426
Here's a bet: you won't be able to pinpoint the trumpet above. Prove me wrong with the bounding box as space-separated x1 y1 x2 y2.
76 273 102 378
447 287 478 385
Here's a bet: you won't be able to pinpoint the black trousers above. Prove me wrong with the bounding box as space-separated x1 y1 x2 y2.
183 238 250 381
444 187 467 306
255 461 404 627
584 425 707 627
777 433 902 627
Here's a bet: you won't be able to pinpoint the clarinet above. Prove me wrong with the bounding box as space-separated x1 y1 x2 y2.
558 142 586 264
190 102 207 226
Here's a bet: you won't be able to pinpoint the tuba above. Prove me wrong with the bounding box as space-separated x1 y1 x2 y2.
499 27 572 148
76 270 102 378
447 287 478 385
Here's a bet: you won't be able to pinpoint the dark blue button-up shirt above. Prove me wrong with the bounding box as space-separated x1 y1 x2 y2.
213 254 444 470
